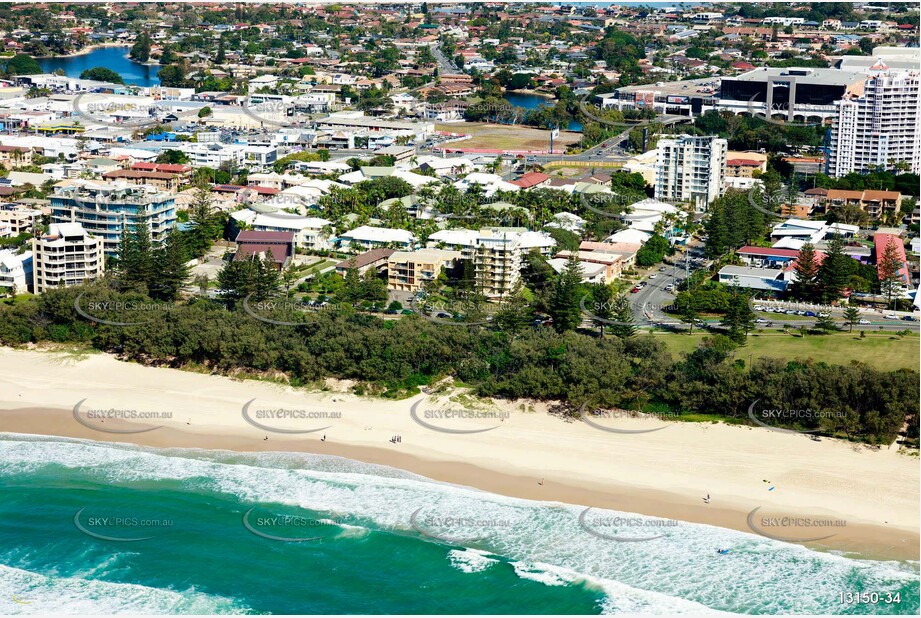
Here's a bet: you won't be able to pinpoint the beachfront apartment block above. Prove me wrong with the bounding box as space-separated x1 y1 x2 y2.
0 249 32 294
50 180 177 256
31 223 105 294
655 135 727 212
387 248 463 293
828 69 921 177
427 228 556 300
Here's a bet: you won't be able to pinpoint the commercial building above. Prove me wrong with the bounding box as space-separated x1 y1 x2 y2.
50 180 176 256
654 135 727 211
828 68 920 176
31 223 105 294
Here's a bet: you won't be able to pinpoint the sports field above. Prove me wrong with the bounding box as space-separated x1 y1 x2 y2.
437 122 581 151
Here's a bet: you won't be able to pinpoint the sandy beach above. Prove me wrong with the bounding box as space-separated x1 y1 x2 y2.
0 346 917 560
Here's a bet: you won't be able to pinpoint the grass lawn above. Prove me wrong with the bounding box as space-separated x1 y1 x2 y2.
436 122 580 150
653 331 920 370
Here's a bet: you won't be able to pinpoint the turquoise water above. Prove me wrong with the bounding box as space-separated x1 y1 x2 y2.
0 434 917 614
503 92 583 132
37 47 159 86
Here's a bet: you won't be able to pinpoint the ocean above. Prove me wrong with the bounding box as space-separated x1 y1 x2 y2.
0 434 917 615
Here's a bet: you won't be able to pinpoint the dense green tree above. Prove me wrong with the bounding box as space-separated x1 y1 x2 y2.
79 67 125 84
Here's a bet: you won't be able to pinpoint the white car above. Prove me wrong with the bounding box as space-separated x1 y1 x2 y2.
755 318 769 324
753 305 764 311
649 274 658 279
858 319 871 325
884 313 898 320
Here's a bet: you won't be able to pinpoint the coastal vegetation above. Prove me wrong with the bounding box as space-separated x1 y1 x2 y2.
0 283 916 448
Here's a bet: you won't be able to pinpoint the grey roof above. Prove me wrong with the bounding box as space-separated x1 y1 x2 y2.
729 67 867 87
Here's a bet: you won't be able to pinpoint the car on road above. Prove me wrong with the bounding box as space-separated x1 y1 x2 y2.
664 285 674 292
858 319 871 325
659 266 668 272
755 318 769 324
648 274 657 279
753 305 764 311
901 315 918 321
884 313 898 320
630 286 640 293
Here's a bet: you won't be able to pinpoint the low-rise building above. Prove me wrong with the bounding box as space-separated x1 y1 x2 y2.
387 248 462 292
234 230 295 270
335 248 395 276
338 225 415 251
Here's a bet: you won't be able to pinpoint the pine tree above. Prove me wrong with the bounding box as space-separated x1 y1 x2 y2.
721 290 754 344
843 306 860 333
609 293 637 339
792 242 819 300
153 229 190 301
253 251 281 301
675 294 700 333
816 235 852 303
548 255 583 333
117 221 155 294
588 282 614 336
877 237 904 309
814 313 839 333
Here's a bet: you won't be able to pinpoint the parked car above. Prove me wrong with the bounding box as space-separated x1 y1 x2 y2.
804 311 816 317
901 315 918 321
630 287 640 293
755 318 769 324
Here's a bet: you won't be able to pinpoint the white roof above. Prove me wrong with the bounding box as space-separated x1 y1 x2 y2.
629 198 677 214
342 225 414 243
517 231 556 250
428 229 480 246
253 212 330 231
392 169 440 188
606 228 652 244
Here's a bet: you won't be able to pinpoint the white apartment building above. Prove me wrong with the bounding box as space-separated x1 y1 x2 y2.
654 135 727 212
0 249 32 294
31 223 105 294
828 69 921 177
427 228 555 300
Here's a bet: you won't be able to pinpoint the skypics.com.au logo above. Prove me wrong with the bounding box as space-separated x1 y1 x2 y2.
747 400 844 435
578 507 679 543
74 293 178 327
409 400 508 435
72 399 171 434
577 402 679 435
72 93 159 129
410 507 518 545
241 399 340 434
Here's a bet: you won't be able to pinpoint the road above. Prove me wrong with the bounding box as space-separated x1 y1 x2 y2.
430 43 460 74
